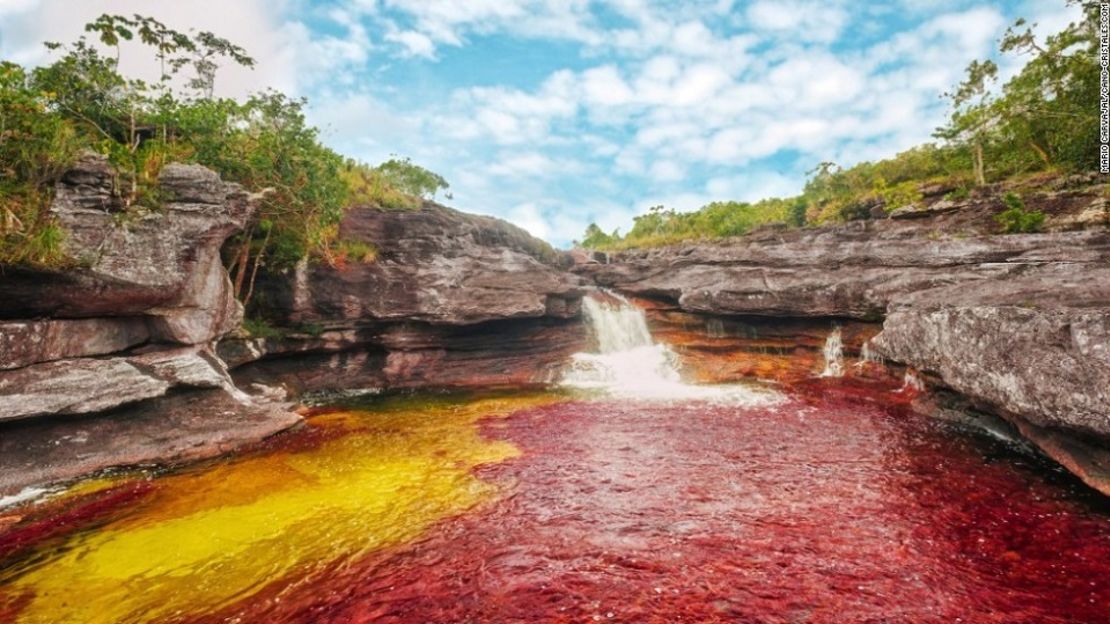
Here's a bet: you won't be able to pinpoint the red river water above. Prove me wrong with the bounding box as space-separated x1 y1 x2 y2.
1 381 1109 623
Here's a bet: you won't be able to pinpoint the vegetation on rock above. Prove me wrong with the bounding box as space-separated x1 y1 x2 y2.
580 1 1101 250
995 192 1045 234
0 14 446 275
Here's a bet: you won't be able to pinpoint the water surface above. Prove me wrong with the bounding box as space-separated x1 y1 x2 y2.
1 384 1108 623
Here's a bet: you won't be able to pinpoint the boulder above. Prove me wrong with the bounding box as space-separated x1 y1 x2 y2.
258 203 585 325
0 154 253 345
0 346 233 423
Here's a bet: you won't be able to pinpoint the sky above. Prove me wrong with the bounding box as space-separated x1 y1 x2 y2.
0 0 1083 246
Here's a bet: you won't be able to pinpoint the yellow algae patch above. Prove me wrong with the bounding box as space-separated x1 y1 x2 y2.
1 393 559 624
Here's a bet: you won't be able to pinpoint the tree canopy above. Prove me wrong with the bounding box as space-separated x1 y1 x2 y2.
0 13 446 295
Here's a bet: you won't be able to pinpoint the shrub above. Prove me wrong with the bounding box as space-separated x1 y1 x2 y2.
242 317 284 339
995 192 1045 233
331 239 378 266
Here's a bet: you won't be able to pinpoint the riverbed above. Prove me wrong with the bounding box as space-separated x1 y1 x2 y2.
1 382 1107 623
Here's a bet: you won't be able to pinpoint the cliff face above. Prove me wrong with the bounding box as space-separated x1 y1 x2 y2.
0 159 590 494
222 203 588 393
576 184 1110 493
0 155 300 494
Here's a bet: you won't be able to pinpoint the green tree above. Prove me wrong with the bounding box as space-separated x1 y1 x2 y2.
935 59 998 186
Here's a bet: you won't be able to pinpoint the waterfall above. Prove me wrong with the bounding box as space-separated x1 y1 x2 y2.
561 292 780 404
855 340 883 369
581 294 655 353
899 370 926 393
820 327 845 377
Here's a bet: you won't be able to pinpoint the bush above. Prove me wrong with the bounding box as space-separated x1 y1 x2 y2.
994 192 1045 233
0 13 447 312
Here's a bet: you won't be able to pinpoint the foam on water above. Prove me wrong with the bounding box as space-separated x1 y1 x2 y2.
561 292 780 404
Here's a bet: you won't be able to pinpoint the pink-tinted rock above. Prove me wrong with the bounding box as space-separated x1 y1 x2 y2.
0 318 149 370
0 389 300 496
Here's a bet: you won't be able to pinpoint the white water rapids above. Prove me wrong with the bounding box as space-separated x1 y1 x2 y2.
560 292 781 405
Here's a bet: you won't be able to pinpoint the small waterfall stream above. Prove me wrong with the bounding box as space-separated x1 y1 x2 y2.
561 292 779 404
820 327 845 377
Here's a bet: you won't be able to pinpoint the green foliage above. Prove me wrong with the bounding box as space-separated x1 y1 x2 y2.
786 197 807 227
578 223 617 248
374 157 450 200
595 3 1096 250
995 192 1045 233
242 316 284 339
581 199 791 250
0 62 82 265
936 2 1100 181
331 239 378 266
0 12 446 291
342 161 422 210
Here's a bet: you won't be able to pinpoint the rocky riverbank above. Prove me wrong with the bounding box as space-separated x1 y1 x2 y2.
0 155 300 494
219 202 587 394
0 157 588 495
574 180 1110 494
1 157 1107 498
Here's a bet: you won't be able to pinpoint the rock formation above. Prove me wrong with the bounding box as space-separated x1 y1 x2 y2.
0 155 299 494
576 183 1110 493
222 203 588 393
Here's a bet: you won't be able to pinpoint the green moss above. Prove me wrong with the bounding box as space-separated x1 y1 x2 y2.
242 317 285 339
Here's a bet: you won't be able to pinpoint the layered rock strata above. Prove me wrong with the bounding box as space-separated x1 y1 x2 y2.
223 203 588 394
0 156 298 494
576 184 1110 493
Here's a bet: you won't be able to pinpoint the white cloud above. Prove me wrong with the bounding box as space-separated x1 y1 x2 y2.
385 28 435 59
746 0 849 43
0 0 373 97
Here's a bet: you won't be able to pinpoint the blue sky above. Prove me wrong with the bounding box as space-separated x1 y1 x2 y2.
0 0 1082 246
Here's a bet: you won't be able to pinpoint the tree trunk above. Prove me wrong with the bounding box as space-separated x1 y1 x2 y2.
231 229 253 299
973 141 986 186
1029 140 1052 167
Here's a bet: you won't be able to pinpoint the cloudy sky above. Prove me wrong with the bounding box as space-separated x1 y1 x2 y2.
0 0 1081 245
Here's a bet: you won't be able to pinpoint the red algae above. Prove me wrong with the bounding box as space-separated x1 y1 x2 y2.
0 481 155 562
180 383 1110 624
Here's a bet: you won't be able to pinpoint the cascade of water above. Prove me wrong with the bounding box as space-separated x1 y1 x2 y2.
855 340 883 369
820 327 845 377
900 369 926 393
561 292 780 404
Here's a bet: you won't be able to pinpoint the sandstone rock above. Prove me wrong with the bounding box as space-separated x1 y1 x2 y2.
577 227 1110 320
0 389 301 496
890 199 962 219
228 317 586 395
0 359 169 422
918 182 958 198
1048 196 1109 231
0 318 149 370
0 347 234 423
228 203 589 394
0 154 253 345
871 268 1110 439
258 203 585 326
